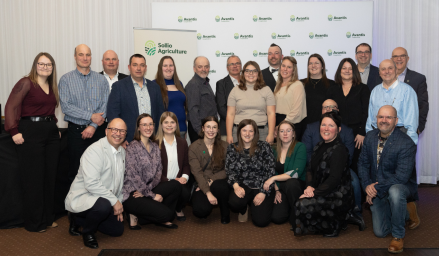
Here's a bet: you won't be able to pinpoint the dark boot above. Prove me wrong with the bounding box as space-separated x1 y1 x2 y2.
68 212 81 236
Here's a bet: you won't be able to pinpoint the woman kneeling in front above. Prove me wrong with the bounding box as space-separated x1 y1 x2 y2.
226 119 276 227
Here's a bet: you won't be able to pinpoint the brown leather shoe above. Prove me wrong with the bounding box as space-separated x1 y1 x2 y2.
406 202 420 229
388 237 404 253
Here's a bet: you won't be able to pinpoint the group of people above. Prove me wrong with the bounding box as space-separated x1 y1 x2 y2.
4 42 427 253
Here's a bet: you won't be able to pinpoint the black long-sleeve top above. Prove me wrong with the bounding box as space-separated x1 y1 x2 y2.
225 141 276 196
307 136 348 197
327 83 370 136
301 78 336 125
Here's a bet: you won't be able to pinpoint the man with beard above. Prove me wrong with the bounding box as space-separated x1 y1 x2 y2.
261 43 283 92
358 105 419 254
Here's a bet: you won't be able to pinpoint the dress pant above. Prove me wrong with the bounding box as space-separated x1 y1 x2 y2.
16 119 60 232
75 197 124 236
192 179 230 218
123 180 181 224
271 179 305 225
228 184 275 227
176 181 192 212
188 121 200 143
67 122 107 182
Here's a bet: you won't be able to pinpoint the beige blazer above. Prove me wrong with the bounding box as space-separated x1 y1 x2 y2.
65 137 125 213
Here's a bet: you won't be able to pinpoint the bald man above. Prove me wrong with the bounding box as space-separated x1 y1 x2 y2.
59 44 110 182
66 118 127 249
365 59 419 144
391 47 429 134
359 106 419 253
100 50 128 91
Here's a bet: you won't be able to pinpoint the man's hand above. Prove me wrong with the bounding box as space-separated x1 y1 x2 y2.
117 213 124 222
366 195 374 205
113 200 123 215
233 183 245 198
365 182 378 198
355 134 365 149
91 112 105 126
121 141 129 149
81 126 96 139
154 194 163 202
253 193 266 206
12 133 24 145
304 186 315 197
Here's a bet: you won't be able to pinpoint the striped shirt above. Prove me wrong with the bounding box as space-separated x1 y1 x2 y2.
132 77 151 116
59 68 109 128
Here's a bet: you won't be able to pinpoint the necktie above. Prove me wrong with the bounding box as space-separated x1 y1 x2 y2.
271 69 278 73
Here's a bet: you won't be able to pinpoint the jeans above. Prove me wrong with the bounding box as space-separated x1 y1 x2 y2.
370 184 410 239
350 169 362 213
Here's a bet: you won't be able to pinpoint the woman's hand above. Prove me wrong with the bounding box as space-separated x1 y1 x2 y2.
274 190 282 204
299 194 308 199
195 187 200 191
154 194 163 202
263 178 274 191
265 133 274 144
133 191 144 198
303 186 315 197
175 177 187 184
12 133 24 145
233 184 245 198
253 193 266 206
227 135 234 144
206 192 218 205
355 134 365 149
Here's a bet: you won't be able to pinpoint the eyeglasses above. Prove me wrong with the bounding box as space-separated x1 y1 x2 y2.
391 54 408 59
356 51 371 55
279 129 293 134
139 123 154 128
244 69 258 74
107 127 127 135
227 62 241 67
377 115 397 120
37 62 53 69
322 105 338 110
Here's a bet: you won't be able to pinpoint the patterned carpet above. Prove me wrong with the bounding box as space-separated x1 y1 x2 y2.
0 186 438 256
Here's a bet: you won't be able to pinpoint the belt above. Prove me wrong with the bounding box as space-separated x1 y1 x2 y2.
21 116 53 122
234 124 266 129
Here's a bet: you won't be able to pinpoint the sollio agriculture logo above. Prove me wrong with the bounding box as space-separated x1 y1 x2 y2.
178 16 197 23
327 49 333 56
253 15 272 22
253 50 258 57
145 40 188 56
145 40 156 56
216 15 234 22
347 32 366 38
290 50 295 56
309 32 328 39
198 33 216 40
328 14 347 21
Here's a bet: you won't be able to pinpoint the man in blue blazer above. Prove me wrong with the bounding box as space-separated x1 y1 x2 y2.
358 105 419 254
107 54 164 143
355 43 382 92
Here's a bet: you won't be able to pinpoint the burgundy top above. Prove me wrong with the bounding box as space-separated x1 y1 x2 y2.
5 77 57 136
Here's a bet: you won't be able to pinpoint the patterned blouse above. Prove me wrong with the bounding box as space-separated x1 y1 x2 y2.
225 141 276 195
122 140 162 202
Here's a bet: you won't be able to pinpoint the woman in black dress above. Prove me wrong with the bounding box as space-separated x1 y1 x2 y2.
300 54 336 126
294 111 354 237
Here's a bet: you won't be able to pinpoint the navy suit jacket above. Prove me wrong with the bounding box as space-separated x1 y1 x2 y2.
404 68 429 133
366 64 382 92
358 128 418 200
302 121 355 165
107 76 165 142
215 75 236 136
261 67 276 92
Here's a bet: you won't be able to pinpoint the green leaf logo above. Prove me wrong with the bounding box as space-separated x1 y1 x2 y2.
178 16 183 23
215 16 220 22
290 50 295 56
309 32 314 39
290 15 295 22
328 15 333 21
327 49 333 56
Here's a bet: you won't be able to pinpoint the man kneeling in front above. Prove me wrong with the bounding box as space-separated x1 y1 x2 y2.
65 118 127 249
358 106 420 254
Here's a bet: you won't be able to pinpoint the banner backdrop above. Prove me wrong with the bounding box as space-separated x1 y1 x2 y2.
152 2 373 91
133 28 198 83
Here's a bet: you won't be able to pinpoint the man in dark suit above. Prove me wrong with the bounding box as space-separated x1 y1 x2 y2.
99 50 128 91
107 54 164 145
358 105 420 254
392 47 429 134
215 55 242 140
355 43 382 92
261 43 283 92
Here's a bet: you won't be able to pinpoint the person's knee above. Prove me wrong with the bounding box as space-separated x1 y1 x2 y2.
109 225 124 237
373 227 388 238
94 198 113 215
193 206 211 218
253 217 271 227
271 215 288 225
388 184 407 203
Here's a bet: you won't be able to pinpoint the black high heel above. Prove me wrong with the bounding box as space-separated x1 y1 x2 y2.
125 212 141 230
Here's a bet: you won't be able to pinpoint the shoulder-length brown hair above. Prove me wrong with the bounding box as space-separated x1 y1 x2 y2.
275 120 297 162
199 116 226 169
155 111 181 149
303 53 330 88
133 113 155 141
334 58 362 86
155 56 187 111
27 52 59 107
238 61 266 91
234 119 259 157
274 56 299 95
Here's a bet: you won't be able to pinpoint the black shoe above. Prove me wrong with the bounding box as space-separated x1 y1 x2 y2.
68 212 81 236
82 233 99 249
155 223 178 229
221 216 230 224
323 228 340 237
347 211 366 231
126 212 141 230
176 212 186 221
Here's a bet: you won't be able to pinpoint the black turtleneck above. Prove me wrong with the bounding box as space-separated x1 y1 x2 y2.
300 78 336 125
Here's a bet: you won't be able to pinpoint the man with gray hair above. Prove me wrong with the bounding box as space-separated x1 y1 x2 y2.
100 50 128 91
186 56 217 142
216 55 242 141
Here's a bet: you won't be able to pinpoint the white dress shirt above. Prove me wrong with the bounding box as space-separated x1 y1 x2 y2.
111 145 124 196
229 75 239 86
269 66 279 82
164 136 189 181
103 71 121 91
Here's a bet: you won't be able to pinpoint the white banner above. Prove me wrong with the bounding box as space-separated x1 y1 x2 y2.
133 28 198 84
152 2 373 91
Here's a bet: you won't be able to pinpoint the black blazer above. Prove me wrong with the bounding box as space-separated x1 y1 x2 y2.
404 69 429 133
215 75 236 136
366 64 382 92
99 71 128 82
158 136 191 183
261 67 276 92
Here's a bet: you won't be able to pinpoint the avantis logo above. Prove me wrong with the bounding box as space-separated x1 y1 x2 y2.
253 50 258 57
327 49 333 56
209 70 216 74
271 33 276 39
234 33 239 39
178 16 183 23
296 51 309 56
328 15 333 21
178 16 197 22
215 16 220 22
253 15 258 22
216 16 234 22
290 15 295 22
290 50 295 56
197 33 202 40
346 32 352 38
215 51 220 57
309 32 314 39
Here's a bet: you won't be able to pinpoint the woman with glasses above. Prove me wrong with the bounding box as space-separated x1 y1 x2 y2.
263 121 307 228
273 56 307 141
5 52 60 233
300 54 336 125
154 56 188 138
122 113 181 230
328 58 370 174
226 61 276 144
155 111 191 221
189 116 230 223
